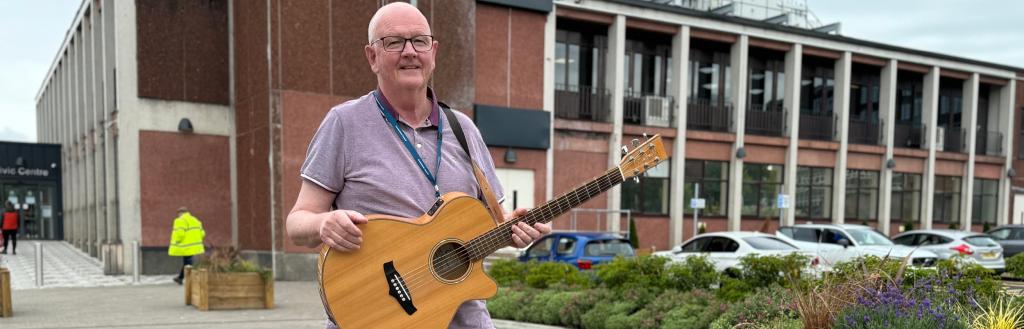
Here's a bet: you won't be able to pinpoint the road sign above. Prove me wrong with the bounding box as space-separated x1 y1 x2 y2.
777 194 790 209
690 198 706 209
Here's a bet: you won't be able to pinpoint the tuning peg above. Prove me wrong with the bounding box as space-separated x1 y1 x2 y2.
633 176 640 183
631 138 640 147
621 146 628 155
643 133 648 139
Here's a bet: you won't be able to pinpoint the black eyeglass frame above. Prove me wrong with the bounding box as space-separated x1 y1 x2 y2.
370 35 435 53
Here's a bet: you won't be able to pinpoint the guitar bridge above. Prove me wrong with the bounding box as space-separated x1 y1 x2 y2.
383 261 417 315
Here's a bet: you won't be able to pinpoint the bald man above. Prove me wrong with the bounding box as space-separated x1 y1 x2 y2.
286 3 551 328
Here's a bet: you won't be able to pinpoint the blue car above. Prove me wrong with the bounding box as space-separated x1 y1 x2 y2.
518 232 636 270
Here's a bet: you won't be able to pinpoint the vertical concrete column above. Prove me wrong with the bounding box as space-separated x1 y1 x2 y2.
727 35 748 231
878 59 898 235
960 74 980 229
668 25 690 245
543 7 556 202
921 67 941 230
605 15 626 234
997 80 1017 226
103 0 119 244
782 44 802 227
831 52 852 225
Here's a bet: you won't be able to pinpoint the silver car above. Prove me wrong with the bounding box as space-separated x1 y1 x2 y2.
892 230 1005 272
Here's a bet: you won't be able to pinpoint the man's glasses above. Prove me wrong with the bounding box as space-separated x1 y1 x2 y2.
371 35 434 53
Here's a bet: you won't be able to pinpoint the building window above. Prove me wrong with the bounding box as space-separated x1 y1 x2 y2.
972 178 998 224
748 51 786 112
891 173 922 223
742 163 784 218
684 160 729 217
688 41 732 107
621 160 670 215
800 57 834 116
795 166 832 220
555 27 606 92
845 169 879 221
933 175 961 223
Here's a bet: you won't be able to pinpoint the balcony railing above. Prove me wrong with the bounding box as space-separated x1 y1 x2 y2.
799 113 833 141
687 99 732 132
848 119 881 145
554 85 611 123
624 92 675 127
976 130 1003 156
894 123 924 149
745 103 785 136
938 126 964 153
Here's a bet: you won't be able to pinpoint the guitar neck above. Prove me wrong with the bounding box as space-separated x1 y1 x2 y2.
465 167 624 261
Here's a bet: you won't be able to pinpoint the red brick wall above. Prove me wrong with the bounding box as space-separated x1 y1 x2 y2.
136 0 229 105
139 131 231 248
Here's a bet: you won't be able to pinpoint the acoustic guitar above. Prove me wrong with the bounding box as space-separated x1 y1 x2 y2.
318 134 667 328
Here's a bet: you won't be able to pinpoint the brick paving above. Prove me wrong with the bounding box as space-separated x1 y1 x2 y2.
0 240 174 290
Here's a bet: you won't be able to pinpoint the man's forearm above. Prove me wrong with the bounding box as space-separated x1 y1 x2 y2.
287 210 325 248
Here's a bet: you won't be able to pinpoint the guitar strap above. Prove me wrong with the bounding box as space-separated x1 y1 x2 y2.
439 102 505 225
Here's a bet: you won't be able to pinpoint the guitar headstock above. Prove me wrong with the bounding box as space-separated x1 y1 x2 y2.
618 134 668 180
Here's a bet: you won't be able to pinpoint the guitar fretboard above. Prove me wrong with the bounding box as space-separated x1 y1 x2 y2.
464 168 624 261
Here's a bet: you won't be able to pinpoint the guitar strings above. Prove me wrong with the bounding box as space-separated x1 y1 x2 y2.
399 170 623 291
400 170 622 290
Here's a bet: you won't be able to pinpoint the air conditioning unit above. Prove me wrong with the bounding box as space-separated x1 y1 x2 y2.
935 126 945 152
642 96 672 127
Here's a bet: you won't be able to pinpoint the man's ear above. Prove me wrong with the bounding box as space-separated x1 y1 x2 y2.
364 45 379 74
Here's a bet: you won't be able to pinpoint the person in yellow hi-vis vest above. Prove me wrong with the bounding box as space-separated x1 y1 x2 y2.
169 207 205 285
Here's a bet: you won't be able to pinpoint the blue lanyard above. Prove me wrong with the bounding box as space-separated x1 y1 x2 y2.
373 90 443 198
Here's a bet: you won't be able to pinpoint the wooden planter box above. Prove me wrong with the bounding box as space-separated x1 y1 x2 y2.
184 266 273 311
0 267 11 317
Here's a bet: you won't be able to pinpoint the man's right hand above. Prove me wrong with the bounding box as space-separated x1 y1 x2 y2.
319 210 368 252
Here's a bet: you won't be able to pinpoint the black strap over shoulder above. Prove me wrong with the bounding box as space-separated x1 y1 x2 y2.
439 101 474 162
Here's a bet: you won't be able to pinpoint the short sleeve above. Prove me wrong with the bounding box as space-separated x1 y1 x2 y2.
300 109 346 193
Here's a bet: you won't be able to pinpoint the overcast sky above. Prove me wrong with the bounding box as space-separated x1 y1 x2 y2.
0 0 1021 143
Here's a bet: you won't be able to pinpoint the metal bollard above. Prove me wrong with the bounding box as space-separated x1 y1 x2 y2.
132 240 140 283
35 242 43 287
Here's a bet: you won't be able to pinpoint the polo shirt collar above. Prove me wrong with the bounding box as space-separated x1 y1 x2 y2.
375 87 441 128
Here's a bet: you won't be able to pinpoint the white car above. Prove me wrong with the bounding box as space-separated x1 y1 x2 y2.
892 230 1005 272
654 231 818 273
776 224 939 268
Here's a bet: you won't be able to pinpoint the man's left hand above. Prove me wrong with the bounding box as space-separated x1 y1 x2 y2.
506 208 552 248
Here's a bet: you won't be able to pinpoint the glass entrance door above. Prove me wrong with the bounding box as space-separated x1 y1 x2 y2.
2 183 60 240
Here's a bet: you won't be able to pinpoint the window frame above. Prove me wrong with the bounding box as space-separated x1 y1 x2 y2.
742 163 785 218
684 160 729 217
845 169 880 221
933 175 962 223
621 160 671 215
795 166 833 220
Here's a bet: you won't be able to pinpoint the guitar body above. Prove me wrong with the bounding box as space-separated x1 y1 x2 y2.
318 192 500 328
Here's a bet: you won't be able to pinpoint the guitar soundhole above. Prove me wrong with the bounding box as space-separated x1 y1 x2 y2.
431 241 470 282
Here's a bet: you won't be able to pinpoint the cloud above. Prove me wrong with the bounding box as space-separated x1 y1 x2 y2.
0 126 32 143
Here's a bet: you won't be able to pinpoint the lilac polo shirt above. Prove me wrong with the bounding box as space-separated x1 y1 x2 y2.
300 89 503 329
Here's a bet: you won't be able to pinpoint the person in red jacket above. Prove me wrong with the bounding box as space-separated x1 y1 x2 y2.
2 201 18 255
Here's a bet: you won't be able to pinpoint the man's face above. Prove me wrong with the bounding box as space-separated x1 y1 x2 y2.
365 7 437 92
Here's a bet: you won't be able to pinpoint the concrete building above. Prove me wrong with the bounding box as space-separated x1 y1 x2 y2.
34 0 1024 279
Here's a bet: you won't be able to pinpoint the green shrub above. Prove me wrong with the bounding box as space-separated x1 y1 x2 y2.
829 255 905 282
657 290 728 329
737 253 810 288
664 254 720 292
581 301 638 329
716 276 754 302
934 256 1001 300
488 259 529 287
710 285 797 329
594 255 671 292
560 288 613 328
487 287 531 320
525 261 592 289
1007 253 1024 278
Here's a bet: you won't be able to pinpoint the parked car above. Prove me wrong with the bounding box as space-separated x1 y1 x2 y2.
892 230 1005 272
776 224 939 268
654 231 819 273
986 225 1024 258
518 232 635 270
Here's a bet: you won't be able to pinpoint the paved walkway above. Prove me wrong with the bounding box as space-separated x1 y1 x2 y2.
1 240 172 290
0 240 561 328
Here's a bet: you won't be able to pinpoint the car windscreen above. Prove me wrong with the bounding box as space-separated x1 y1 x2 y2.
743 236 797 250
584 239 635 257
846 229 894 246
963 235 999 247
